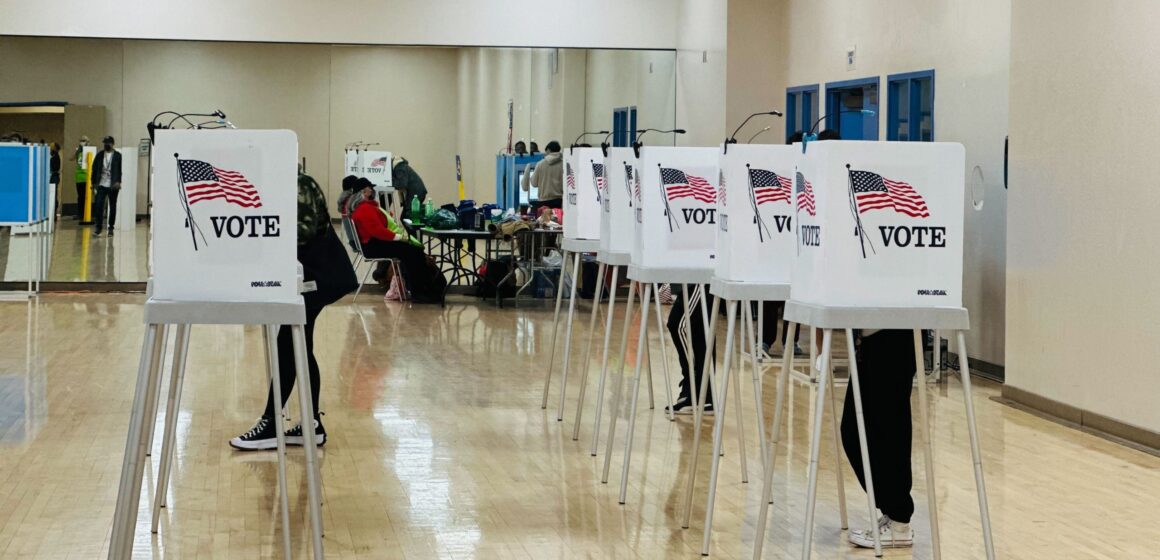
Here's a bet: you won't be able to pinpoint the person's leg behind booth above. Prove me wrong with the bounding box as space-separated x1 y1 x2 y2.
841 329 916 549
664 284 715 415
229 303 325 451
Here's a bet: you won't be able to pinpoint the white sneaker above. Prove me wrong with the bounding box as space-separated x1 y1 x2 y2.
848 515 914 549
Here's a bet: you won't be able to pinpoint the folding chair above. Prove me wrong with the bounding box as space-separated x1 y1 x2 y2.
342 216 405 301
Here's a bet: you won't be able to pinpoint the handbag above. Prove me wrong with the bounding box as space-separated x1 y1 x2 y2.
298 226 359 308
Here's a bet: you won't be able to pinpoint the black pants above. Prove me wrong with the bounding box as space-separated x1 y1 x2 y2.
840 329 916 523
263 302 323 420
75 182 87 219
758 301 799 347
362 238 428 290
667 285 715 405
92 186 119 230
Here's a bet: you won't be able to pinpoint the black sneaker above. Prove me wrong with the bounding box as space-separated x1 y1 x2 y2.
93 228 103 237
108 229 115 237
229 416 278 451
285 418 327 447
665 399 715 416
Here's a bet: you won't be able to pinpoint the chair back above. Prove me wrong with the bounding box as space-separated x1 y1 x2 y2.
341 216 365 258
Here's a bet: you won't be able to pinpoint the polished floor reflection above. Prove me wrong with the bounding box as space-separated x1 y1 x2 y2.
0 295 1158 559
0 219 148 283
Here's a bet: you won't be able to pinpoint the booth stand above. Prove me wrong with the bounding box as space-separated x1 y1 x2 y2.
540 147 604 421
751 141 994 560
683 144 834 554
599 146 751 506
107 130 324 560
569 147 658 450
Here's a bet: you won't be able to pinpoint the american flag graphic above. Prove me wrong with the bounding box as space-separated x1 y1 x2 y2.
592 162 605 193
850 170 930 218
795 171 815 216
750 168 792 205
178 159 262 208
633 174 641 205
624 163 634 206
661 168 715 204
565 162 575 191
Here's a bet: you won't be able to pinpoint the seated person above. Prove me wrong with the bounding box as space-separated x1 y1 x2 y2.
348 179 438 302
337 175 359 216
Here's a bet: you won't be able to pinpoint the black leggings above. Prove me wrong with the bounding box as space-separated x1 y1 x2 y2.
362 238 428 289
263 302 322 420
840 329 916 523
667 285 715 405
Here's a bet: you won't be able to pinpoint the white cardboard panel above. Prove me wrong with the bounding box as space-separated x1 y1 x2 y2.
564 147 602 240
716 144 797 284
151 129 300 304
790 140 965 309
600 147 635 255
343 149 394 189
632 146 719 270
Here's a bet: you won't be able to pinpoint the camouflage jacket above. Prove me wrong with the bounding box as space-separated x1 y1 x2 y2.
297 174 330 246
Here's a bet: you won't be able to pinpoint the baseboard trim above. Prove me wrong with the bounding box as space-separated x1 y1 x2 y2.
0 282 147 293
999 385 1160 456
967 357 1004 382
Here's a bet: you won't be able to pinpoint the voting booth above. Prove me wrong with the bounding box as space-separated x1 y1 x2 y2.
110 129 324 560
344 149 394 189
631 146 719 270
715 144 797 284
791 140 964 308
563 147 603 240
599 147 636 256
750 140 994 560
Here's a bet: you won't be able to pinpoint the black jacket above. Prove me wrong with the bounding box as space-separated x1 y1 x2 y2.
90 149 123 188
391 159 427 198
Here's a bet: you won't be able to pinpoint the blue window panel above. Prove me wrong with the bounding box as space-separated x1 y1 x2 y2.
887 69 935 142
629 106 637 145
786 84 819 141
824 76 880 141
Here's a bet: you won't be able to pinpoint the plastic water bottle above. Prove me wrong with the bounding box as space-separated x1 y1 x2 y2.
410 196 421 223
424 199 435 220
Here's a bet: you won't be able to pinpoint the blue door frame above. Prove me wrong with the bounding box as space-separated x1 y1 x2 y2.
887 69 935 141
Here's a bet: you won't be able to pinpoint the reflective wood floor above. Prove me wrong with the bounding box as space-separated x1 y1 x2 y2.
0 295 1157 559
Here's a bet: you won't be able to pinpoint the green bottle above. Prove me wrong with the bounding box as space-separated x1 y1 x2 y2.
424 199 435 220
410 196 421 223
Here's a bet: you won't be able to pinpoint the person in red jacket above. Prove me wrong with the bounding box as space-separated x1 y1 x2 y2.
349 179 430 299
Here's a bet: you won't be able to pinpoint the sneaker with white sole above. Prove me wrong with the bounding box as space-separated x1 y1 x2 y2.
665 398 715 416
848 515 914 549
285 418 327 447
229 416 278 451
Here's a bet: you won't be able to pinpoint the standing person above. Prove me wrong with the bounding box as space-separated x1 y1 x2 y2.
49 143 61 216
89 136 122 236
522 140 563 211
843 329 917 549
230 173 357 450
664 284 716 415
71 136 90 220
391 156 427 221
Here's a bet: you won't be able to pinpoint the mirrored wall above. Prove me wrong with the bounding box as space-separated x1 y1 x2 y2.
0 36 676 284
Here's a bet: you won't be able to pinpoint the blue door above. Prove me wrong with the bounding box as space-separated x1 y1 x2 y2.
824 77 880 140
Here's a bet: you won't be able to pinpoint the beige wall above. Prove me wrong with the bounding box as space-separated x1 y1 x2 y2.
726 0 788 143
675 0 728 147
1007 0 1160 433
768 0 1011 365
0 0 680 50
